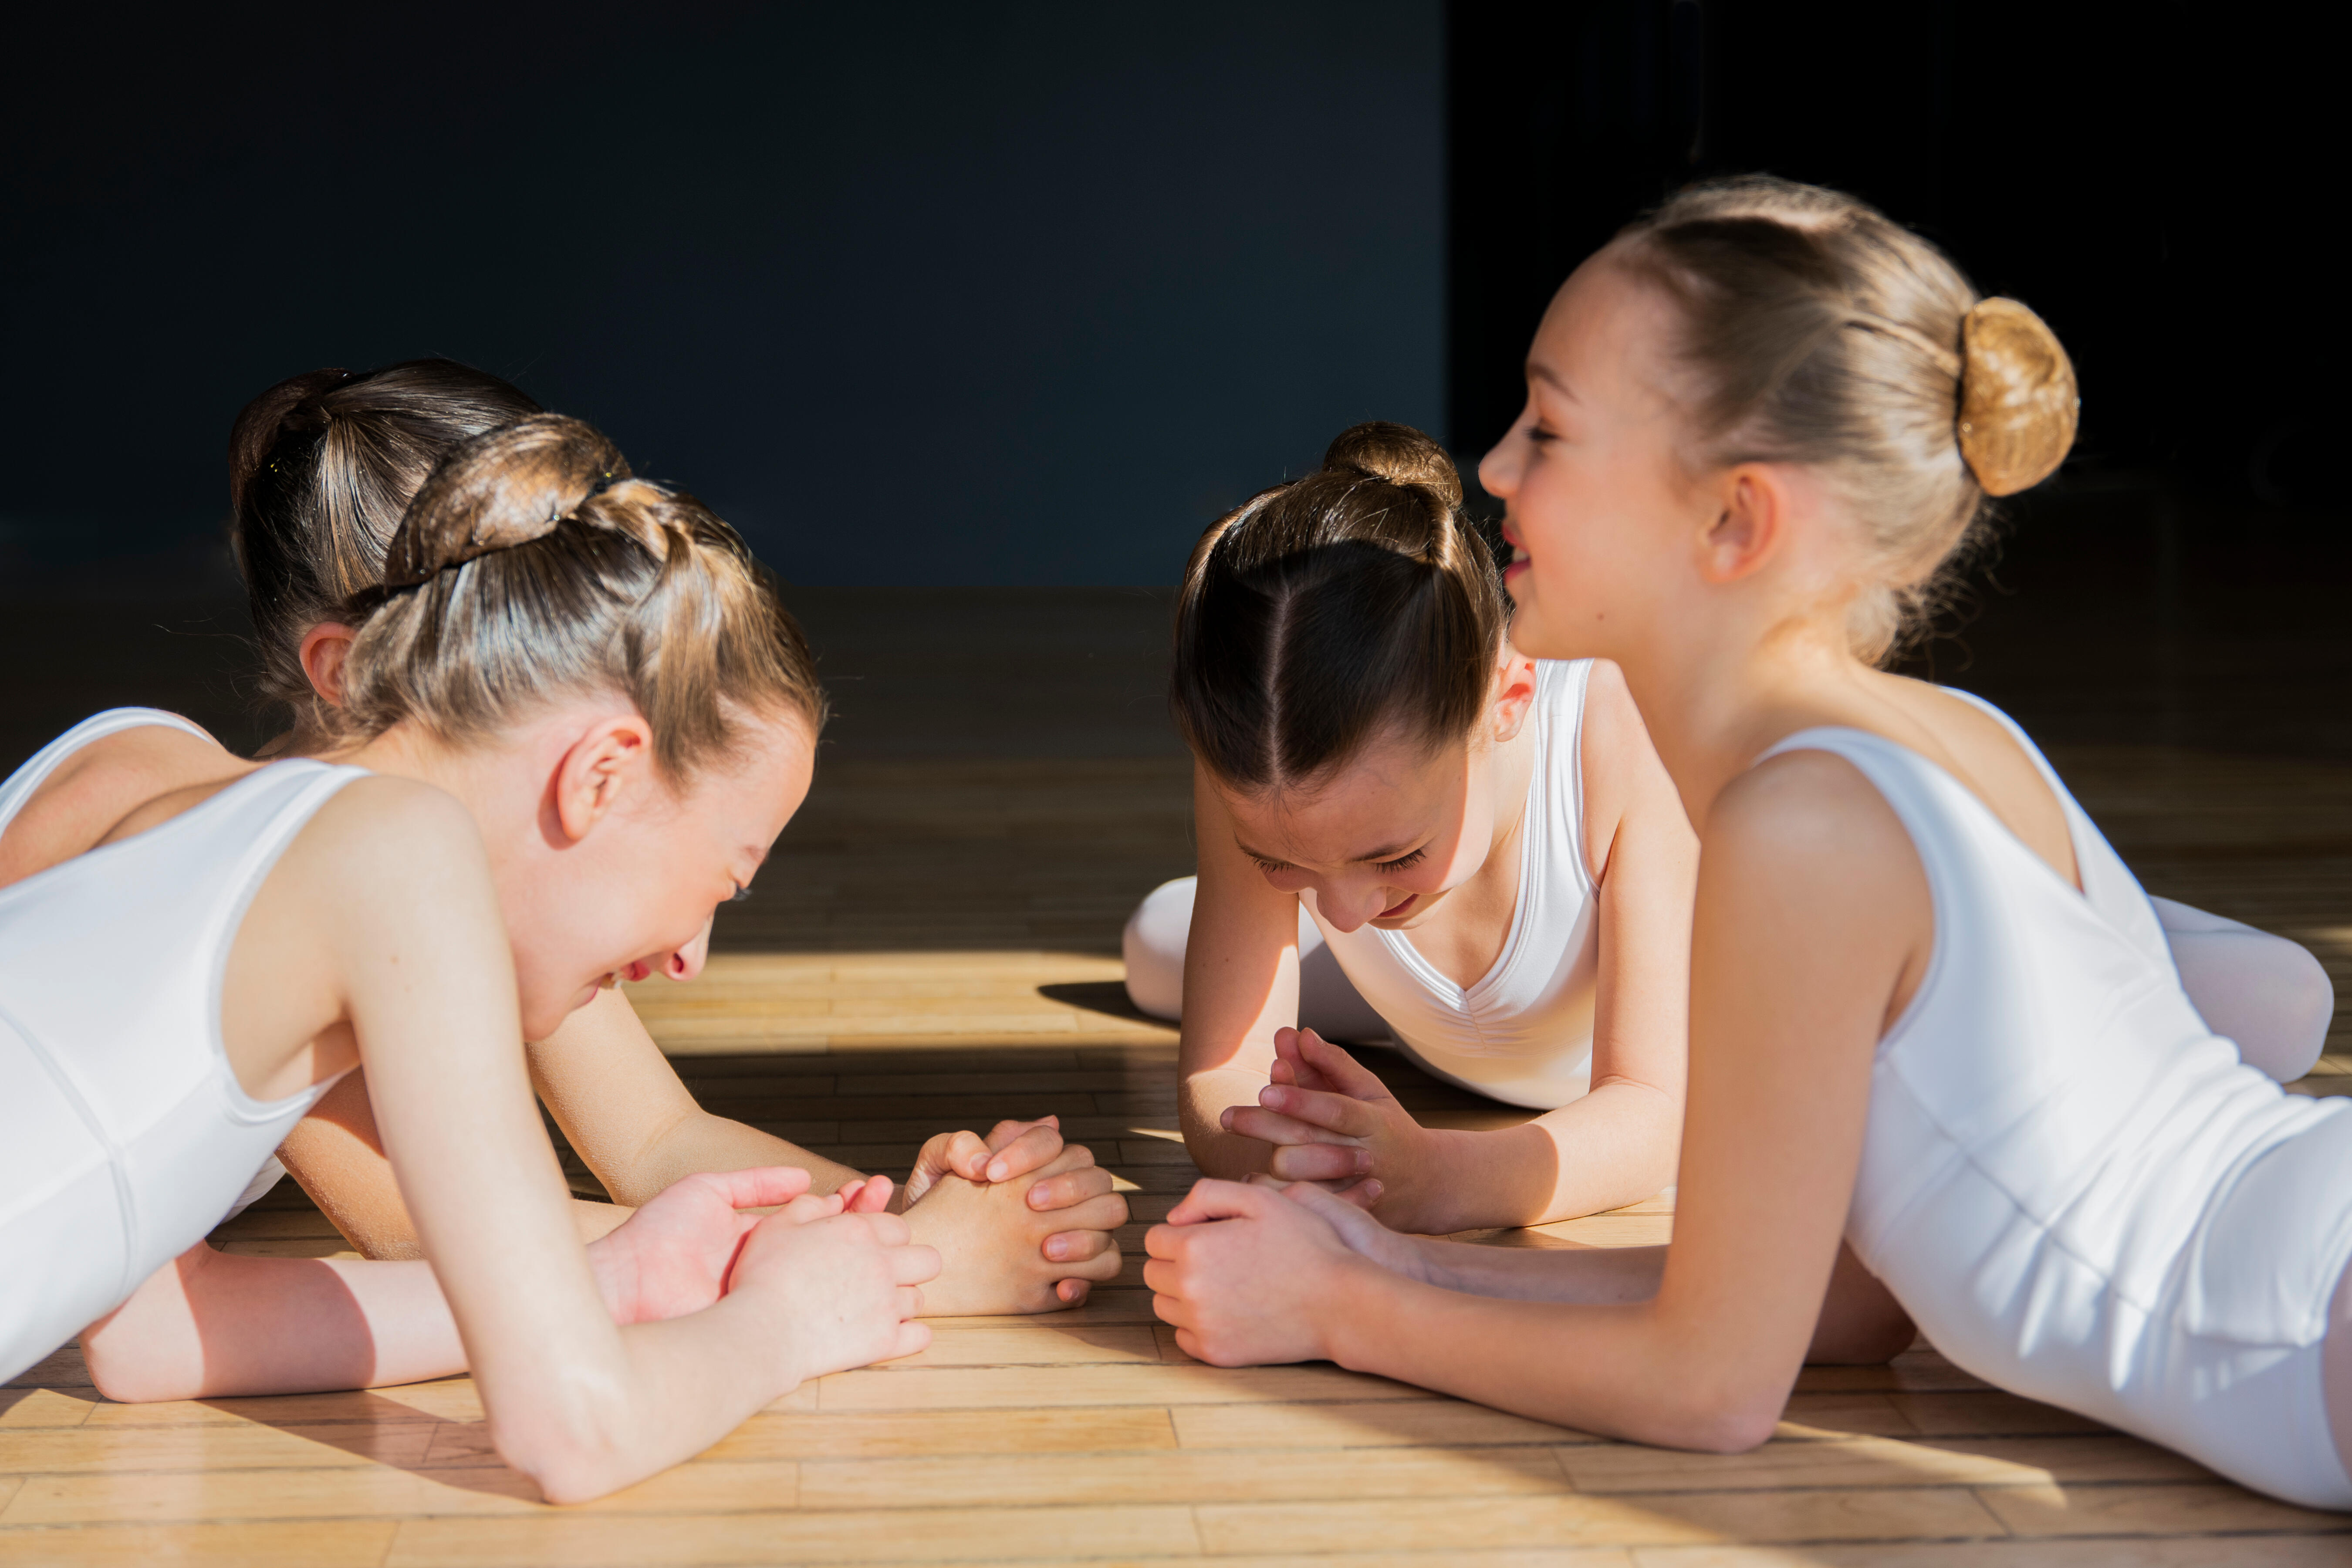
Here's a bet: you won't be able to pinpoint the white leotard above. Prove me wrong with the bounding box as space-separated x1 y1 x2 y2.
0 710 363 1382
1766 699 2352 1510
1300 658 1600 1110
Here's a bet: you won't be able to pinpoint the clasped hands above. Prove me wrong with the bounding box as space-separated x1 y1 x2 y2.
588 1114 1125 1343
1218 1027 1449 1230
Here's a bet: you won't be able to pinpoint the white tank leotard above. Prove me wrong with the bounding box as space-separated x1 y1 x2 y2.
1125 659 1602 1110
0 710 364 1383
1765 701 2352 1510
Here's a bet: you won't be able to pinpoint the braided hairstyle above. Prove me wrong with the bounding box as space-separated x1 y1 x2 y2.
335 414 825 779
1173 421 1507 791
227 360 542 739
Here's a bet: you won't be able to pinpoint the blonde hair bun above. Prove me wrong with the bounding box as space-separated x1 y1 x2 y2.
1321 420 1464 508
1957 297 2079 497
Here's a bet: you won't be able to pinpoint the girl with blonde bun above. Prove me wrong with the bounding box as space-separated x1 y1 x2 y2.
209 362 1125 1316
0 415 941 1502
1146 177 2352 1510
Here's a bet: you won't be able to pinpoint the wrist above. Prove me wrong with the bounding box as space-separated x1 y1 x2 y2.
1318 1253 1401 1371
1393 1128 1481 1235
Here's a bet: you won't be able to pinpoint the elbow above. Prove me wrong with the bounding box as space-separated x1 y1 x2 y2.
491 1410 636 1506
1633 1371 1786 1454
496 1432 627 1507
82 1334 201 1405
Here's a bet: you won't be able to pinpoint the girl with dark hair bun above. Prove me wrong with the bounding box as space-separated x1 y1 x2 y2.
212 365 1123 1317
1138 419 1699 1232
1146 178 2351 1512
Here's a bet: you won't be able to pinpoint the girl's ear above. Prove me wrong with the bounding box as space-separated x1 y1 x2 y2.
551 716 657 845
299 622 357 703
1699 465 1794 584
1490 649 1541 743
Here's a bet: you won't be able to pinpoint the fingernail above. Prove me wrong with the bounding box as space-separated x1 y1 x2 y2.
987 1160 1008 1181
1218 1109 1234 1129
1046 1238 1065 1260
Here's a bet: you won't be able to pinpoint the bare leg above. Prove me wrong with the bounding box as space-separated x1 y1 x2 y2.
2327 1251 2352 1494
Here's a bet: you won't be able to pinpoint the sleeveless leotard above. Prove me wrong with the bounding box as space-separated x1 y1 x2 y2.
0 710 365 1382
1763 698 2352 1510
1304 659 1600 1110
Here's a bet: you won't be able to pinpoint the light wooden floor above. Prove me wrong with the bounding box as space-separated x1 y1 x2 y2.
6 737 2350 1564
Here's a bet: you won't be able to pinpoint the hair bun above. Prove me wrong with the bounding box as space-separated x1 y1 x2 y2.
1957 298 2078 497
380 414 632 589
1321 421 1464 508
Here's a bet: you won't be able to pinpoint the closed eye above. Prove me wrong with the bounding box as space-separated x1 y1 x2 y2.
1375 848 1426 874
728 883 754 902
1250 858 1289 875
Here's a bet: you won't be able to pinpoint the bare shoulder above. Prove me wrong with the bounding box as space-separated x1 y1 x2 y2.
1575 658 1690 875
284 774 492 896
0 720 240 884
1706 749 1921 897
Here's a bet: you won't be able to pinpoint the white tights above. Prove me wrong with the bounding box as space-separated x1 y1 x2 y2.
1124 878 2335 1083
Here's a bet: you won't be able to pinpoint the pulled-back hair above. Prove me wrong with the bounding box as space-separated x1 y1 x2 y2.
1612 176 2077 662
335 414 825 779
227 360 542 738
1173 422 1507 791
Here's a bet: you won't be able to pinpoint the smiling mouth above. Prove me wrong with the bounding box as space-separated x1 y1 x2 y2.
1378 894 1417 919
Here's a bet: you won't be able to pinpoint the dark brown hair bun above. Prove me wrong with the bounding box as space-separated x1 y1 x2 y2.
1321 420 1465 507
1172 420 1507 790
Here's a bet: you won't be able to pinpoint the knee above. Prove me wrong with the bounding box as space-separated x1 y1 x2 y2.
1122 878 1195 1021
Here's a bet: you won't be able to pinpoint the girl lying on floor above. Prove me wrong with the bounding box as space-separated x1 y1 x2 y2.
1130 419 2330 1235
1145 177 2352 1511
203 361 1122 1315
1133 421 1696 1230
0 415 942 1501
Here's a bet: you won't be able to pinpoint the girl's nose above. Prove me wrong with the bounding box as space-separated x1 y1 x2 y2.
665 920 713 982
1318 883 1386 935
1479 425 1522 499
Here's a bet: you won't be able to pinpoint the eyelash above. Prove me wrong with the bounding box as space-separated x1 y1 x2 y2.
1253 850 1426 875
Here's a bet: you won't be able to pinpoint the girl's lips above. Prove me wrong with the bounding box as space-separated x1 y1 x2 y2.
1378 893 1416 919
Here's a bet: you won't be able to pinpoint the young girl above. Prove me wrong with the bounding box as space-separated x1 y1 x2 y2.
215 362 1124 1314
0 414 939 1502
1138 422 1697 1231
1143 178 2352 1510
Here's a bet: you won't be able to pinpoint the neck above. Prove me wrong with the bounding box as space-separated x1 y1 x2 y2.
1480 707 1540 872
1614 610 1879 832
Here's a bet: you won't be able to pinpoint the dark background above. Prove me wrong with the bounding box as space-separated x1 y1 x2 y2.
1 1 1444 593
2 2 2342 764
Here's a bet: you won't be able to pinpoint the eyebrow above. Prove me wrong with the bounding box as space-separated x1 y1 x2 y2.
1234 834 1426 866
1528 362 1578 399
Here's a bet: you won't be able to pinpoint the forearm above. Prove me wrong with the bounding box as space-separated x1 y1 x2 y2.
609 1110 863 1208
1323 1262 1767 1450
1416 1238 1668 1303
497 1295 801 1505
1180 1066 1277 1179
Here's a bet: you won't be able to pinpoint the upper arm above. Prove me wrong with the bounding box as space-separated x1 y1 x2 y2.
273 780 621 1405
1178 762 1304 1084
1577 660 1697 1097
1653 753 1930 1399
